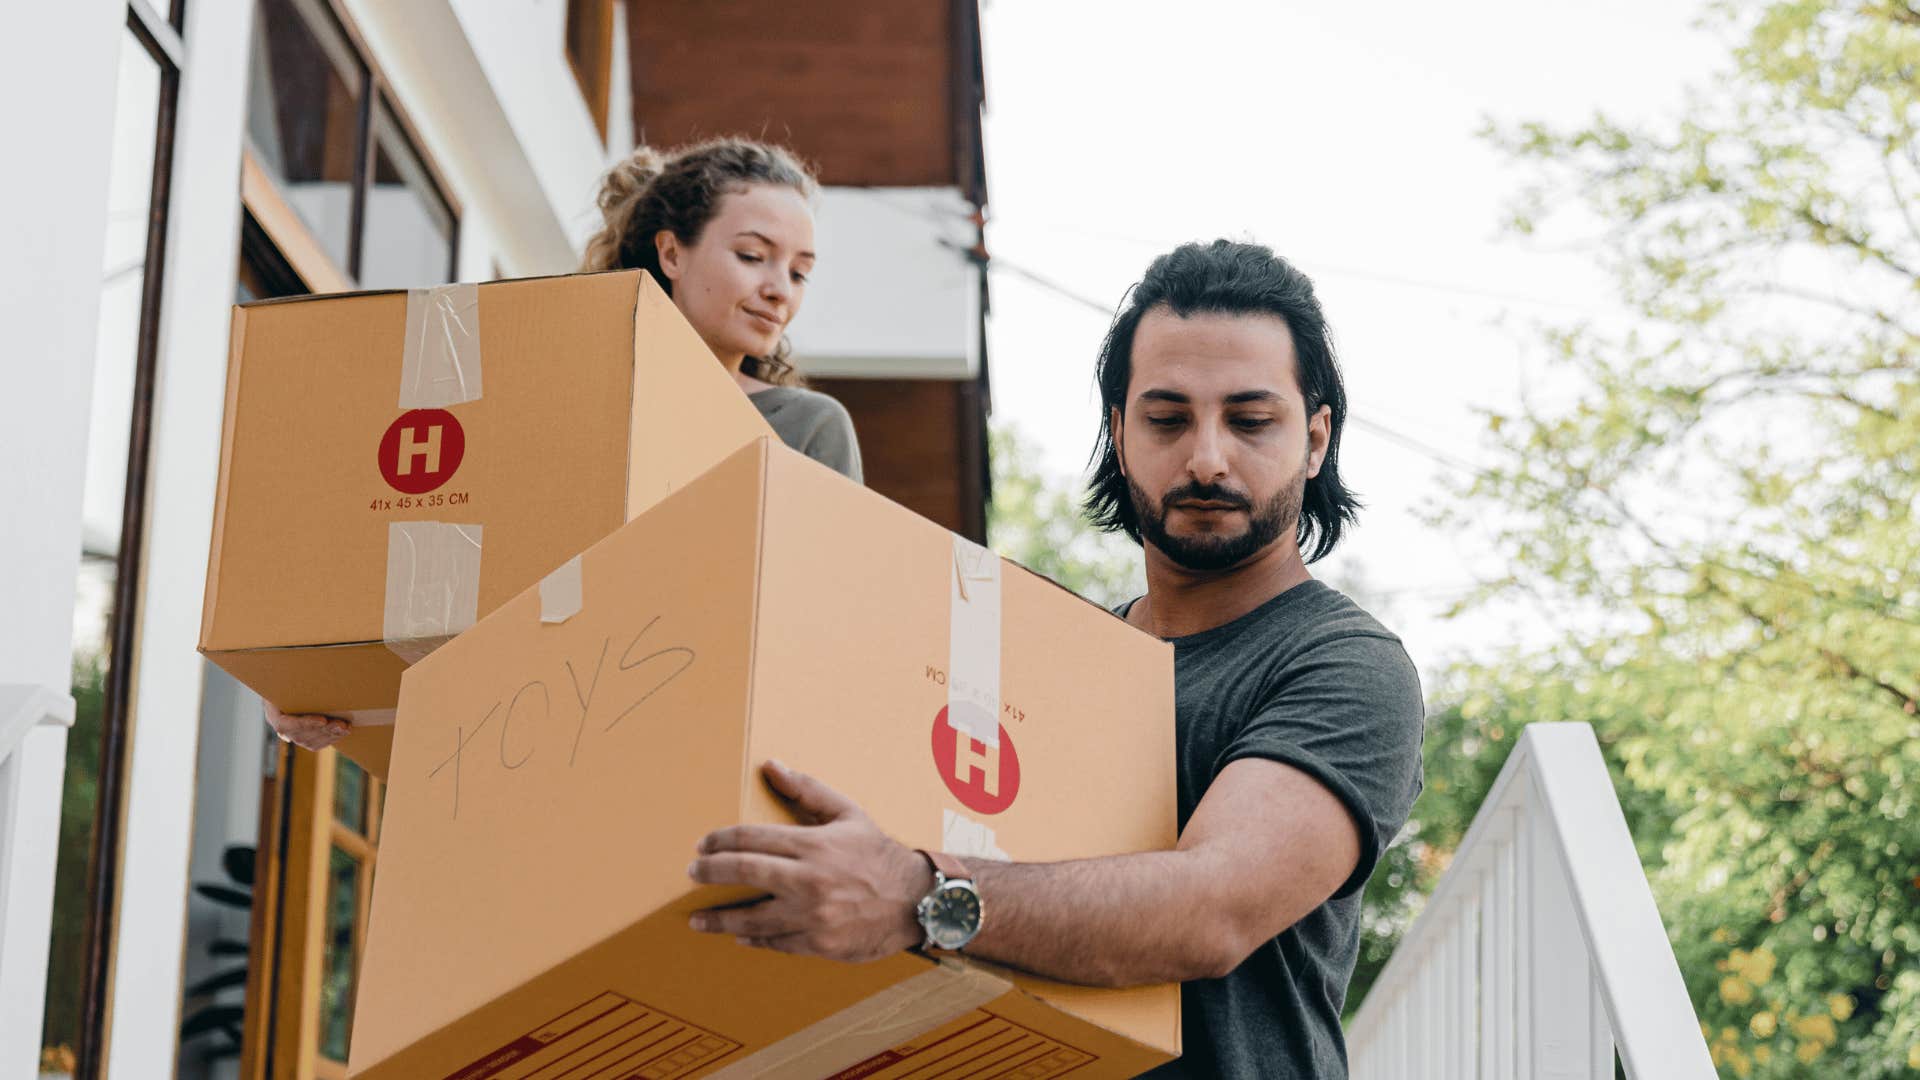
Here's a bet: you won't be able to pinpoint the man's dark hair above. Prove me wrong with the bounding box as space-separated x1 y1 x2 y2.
1084 239 1359 563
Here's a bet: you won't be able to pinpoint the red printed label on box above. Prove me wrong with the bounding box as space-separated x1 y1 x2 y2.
440 991 740 1080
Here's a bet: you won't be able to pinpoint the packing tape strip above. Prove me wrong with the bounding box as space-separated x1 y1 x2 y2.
398 283 483 408
943 808 1011 862
538 555 583 624
948 534 1002 747
382 521 483 664
703 962 1010 1080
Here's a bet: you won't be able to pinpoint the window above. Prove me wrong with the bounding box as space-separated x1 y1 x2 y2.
43 6 182 1077
359 100 455 289
566 0 616 145
316 758 379 1068
243 0 458 289
244 0 363 274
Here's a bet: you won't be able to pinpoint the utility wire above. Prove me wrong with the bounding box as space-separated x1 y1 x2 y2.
975 247 1492 477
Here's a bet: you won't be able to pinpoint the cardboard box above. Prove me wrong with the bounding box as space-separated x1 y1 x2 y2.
348 438 1181 1079
198 270 773 775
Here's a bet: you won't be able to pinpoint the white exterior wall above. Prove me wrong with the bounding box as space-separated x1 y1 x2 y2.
0 2 127 1074
791 187 982 380
103 2 256 1073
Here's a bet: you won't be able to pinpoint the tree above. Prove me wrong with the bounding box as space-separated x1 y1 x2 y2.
1358 3 1920 1076
987 422 1145 609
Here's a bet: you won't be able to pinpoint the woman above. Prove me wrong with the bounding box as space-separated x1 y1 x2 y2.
585 137 862 479
269 137 861 750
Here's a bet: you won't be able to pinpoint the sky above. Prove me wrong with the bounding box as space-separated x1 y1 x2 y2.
977 0 1729 677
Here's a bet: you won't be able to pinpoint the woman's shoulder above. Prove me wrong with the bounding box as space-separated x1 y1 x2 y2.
749 385 854 426
748 385 862 482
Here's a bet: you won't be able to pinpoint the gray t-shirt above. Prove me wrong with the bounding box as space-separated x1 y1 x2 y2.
749 386 863 482
1128 580 1425 1079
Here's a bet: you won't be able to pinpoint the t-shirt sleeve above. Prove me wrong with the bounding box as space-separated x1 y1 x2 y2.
798 395 864 484
1216 632 1425 899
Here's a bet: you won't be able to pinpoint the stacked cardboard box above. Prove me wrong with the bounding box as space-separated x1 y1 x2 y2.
199 271 771 775
347 439 1181 1078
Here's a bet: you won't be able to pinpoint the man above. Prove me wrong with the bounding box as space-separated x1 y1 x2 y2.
687 240 1425 1078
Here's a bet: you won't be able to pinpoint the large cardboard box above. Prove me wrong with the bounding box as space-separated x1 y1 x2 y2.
198 271 772 775
349 438 1181 1079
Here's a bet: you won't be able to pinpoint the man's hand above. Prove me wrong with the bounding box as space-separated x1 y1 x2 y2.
265 702 350 750
688 760 932 963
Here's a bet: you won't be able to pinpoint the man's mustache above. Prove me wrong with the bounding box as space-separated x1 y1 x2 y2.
1159 483 1252 512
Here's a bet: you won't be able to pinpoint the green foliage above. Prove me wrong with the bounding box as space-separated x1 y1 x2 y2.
987 422 1145 609
1359 3 1920 1076
41 650 106 1061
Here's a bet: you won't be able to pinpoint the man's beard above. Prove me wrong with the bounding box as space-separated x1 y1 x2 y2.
1129 470 1303 572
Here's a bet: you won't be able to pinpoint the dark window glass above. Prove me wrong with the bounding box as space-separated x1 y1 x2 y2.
334 757 367 834
245 0 363 275
358 100 454 289
318 845 361 1062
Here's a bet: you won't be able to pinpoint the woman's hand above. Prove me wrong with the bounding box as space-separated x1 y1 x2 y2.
264 702 350 750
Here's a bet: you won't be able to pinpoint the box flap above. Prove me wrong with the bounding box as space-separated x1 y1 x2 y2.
622 273 777 521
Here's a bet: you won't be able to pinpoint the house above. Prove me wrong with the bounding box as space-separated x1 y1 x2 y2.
0 2 988 1076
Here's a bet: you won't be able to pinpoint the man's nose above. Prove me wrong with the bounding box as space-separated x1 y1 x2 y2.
1186 423 1230 484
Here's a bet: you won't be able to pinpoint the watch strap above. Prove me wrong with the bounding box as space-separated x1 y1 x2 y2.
918 849 971 884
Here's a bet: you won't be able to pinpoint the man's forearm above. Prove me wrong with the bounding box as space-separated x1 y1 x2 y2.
962 849 1255 988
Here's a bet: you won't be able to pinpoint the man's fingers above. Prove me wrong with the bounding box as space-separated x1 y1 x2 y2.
762 759 857 824
689 900 802 938
687 851 797 892
698 824 812 858
736 933 810 955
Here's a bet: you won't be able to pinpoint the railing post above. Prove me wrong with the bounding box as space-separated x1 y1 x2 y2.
1496 814 1520 1080
1528 775 1598 1078
1479 866 1498 1080
1590 969 1616 1078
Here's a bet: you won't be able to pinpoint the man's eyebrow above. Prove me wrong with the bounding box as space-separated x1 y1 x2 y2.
1224 390 1280 404
1137 389 1190 404
734 230 815 259
1136 389 1281 405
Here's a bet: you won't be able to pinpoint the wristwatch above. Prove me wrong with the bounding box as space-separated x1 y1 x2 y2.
914 850 984 951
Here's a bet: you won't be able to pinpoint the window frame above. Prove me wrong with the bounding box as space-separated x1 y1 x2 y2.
246 0 462 290
67 6 185 1077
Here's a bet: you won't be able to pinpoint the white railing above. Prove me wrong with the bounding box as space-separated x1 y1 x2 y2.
1348 722 1715 1080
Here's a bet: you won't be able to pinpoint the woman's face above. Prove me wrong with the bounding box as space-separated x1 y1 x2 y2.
655 183 816 366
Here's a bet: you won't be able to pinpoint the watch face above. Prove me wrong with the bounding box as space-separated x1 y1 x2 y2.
926 882 982 949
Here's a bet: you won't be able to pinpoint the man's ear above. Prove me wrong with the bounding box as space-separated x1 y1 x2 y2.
1110 405 1128 478
1305 403 1332 479
654 230 685 283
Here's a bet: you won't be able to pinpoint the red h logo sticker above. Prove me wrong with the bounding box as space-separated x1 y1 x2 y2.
378 408 465 494
931 707 1020 815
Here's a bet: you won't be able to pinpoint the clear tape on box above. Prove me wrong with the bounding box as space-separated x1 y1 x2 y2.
398 283 483 408
948 535 1002 747
382 522 483 664
538 555 584 624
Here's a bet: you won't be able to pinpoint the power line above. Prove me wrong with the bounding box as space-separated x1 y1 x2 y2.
1008 219 1601 314
977 251 1492 478
974 247 1119 317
